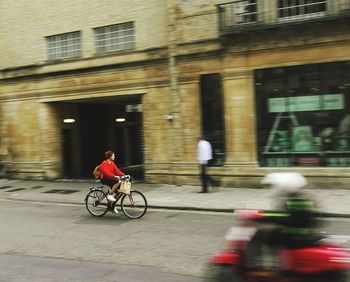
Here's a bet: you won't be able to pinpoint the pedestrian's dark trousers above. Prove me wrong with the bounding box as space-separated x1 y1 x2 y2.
200 164 216 192
200 164 208 192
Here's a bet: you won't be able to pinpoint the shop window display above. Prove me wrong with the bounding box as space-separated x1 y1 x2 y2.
255 61 350 167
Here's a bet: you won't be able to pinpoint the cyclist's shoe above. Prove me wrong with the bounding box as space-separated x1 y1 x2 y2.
112 206 119 213
107 194 116 202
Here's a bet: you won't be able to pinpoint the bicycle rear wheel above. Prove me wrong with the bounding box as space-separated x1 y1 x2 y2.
121 190 147 219
85 189 109 217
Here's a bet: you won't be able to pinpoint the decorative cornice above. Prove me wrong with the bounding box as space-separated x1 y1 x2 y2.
0 77 170 103
0 49 169 82
222 23 350 55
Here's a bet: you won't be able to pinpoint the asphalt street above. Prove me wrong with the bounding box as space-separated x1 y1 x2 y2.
0 200 232 281
1 199 350 281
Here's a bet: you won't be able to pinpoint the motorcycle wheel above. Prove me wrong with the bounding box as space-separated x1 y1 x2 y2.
205 263 243 282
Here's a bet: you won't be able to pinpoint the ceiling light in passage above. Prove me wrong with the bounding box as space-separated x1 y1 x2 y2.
63 118 75 123
115 118 126 123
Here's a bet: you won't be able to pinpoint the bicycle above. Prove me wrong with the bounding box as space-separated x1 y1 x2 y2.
84 176 147 219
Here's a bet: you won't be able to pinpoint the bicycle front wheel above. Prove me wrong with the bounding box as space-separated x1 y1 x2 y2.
85 189 109 217
121 190 147 219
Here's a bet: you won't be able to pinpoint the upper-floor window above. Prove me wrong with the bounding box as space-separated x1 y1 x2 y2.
94 22 135 54
46 31 82 61
278 0 326 21
233 0 257 24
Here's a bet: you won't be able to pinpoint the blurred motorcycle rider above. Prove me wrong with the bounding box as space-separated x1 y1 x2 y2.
246 172 320 269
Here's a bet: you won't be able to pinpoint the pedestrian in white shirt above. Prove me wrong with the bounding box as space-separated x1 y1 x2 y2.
197 137 219 193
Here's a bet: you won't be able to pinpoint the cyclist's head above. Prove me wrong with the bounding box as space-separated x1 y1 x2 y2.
105 150 115 159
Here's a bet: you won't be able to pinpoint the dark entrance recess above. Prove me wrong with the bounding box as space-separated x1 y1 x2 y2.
79 104 107 177
60 97 144 180
199 74 226 166
62 128 73 177
114 111 144 179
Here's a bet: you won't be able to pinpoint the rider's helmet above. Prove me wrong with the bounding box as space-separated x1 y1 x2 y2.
261 172 318 230
261 172 307 197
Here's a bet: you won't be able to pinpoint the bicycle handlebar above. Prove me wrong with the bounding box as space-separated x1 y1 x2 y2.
119 175 131 181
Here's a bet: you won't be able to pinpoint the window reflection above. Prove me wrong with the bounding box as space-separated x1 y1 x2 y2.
255 61 350 167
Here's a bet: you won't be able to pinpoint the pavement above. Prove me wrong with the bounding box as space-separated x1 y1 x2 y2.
0 178 349 217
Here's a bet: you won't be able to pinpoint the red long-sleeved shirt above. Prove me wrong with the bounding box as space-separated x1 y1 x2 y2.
99 160 125 179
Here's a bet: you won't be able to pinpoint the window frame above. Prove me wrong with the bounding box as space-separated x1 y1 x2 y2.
46 31 82 61
94 22 135 54
277 0 327 22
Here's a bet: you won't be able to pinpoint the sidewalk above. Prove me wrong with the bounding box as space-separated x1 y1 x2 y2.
0 178 349 217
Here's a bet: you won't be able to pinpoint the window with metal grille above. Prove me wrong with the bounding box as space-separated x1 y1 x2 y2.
94 22 135 53
233 0 257 24
46 31 82 61
278 0 327 21
219 0 257 25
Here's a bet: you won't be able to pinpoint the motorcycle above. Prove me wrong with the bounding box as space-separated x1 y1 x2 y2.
207 209 350 282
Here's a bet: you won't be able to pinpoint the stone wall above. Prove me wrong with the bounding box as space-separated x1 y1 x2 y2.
0 0 168 69
0 1 350 186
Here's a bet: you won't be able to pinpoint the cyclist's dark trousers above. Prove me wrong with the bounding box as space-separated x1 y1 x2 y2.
101 178 119 189
200 164 216 192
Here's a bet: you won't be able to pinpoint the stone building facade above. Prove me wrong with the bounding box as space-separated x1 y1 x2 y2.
0 0 350 187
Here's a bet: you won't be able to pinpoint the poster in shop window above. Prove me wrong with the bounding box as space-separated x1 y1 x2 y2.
268 94 344 113
292 126 313 152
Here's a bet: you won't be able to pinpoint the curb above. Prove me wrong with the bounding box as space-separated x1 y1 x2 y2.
147 205 234 213
147 206 350 218
2 197 350 218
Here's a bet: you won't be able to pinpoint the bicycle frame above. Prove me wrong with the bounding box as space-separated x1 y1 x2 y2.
85 185 147 219
88 186 124 208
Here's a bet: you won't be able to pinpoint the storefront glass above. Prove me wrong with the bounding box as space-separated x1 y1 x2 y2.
255 61 350 167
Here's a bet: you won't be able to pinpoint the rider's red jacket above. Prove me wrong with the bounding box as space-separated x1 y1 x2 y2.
99 160 125 179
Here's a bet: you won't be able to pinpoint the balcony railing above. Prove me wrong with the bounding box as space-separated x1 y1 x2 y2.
217 0 350 34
